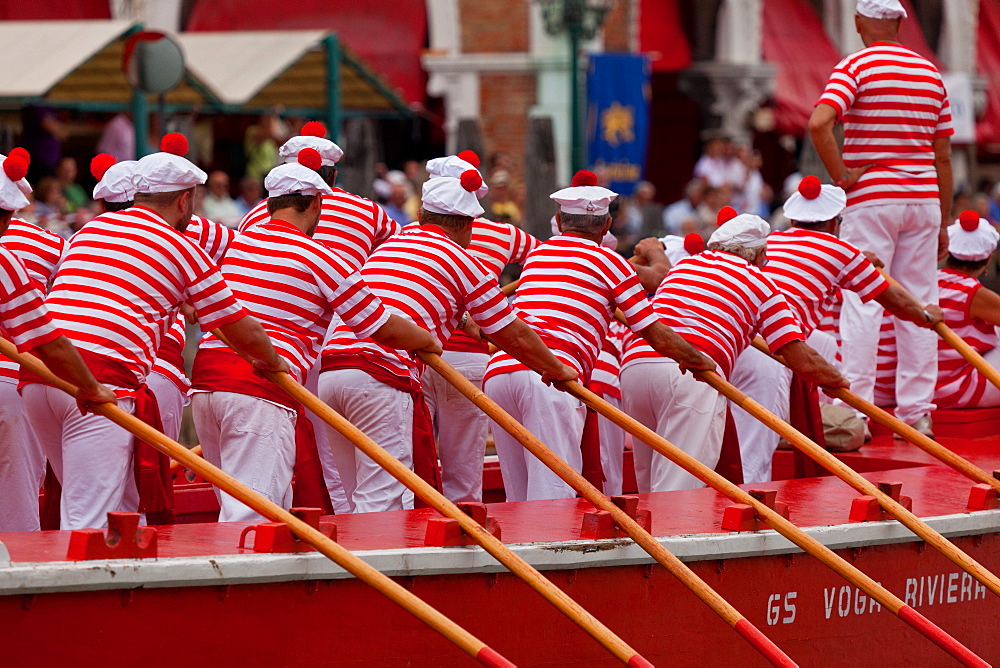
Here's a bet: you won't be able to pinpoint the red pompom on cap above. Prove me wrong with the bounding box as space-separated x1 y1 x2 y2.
160 133 189 156
716 205 738 226
460 169 483 192
300 121 327 138
798 175 822 199
457 150 480 168
3 155 28 182
297 148 323 171
683 233 705 256
90 153 117 181
8 147 30 166
959 210 981 232
571 170 598 187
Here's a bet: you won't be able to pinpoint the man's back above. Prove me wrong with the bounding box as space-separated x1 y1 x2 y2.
818 42 952 208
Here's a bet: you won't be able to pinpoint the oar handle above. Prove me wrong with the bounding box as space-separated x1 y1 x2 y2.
559 366 987 666
419 352 797 667
169 444 202 473
1 339 510 667
750 337 1000 493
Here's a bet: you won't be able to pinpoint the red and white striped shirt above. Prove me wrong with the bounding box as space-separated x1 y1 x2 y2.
764 227 889 335
322 225 517 382
446 217 539 354
43 206 246 393
817 42 953 208
622 251 804 377
0 219 65 381
485 234 658 382
240 188 401 272
0 246 61 356
149 216 238 392
200 219 390 380
936 269 997 408
590 320 626 399
873 309 897 407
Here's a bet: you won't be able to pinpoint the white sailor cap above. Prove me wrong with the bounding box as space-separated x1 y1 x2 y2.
782 176 847 223
278 122 344 167
551 170 617 216
709 213 770 247
133 133 207 194
91 154 139 203
265 149 335 198
856 0 907 19
426 153 489 198
0 152 30 211
422 171 485 218
949 211 1000 262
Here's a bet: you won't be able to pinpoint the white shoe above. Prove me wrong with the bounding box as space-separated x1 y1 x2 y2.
894 415 934 440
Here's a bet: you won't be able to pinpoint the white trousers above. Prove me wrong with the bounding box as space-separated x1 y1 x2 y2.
147 372 189 442
422 350 490 503
621 360 727 492
0 380 45 531
191 391 297 523
729 347 793 484
23 384 136 530
318 368 414 513
484 369 586 502
304 363 350 514
839 203 939 424
598 395 626 495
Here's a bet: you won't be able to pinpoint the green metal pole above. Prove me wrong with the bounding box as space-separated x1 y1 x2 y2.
325 34 342 144
569 23 582 175
132 90 149 158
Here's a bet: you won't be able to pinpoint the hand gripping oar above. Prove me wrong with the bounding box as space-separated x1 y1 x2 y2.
417 351 797 668
879 269 1000 392
750 337 1000 496
696 368 1000 604
215 346 653 667
551 377 988 667
0 340 513 668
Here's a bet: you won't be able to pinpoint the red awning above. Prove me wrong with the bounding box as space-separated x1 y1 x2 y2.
0 1 109 19
638 0 691 72
977 0 1000 148
762 0 841 136
185 0 426 105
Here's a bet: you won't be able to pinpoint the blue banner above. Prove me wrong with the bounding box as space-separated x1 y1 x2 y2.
586 53 651 197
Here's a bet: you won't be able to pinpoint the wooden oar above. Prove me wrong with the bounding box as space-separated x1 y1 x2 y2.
0 340 513 668
750 337 1000 495
697 368 1000 604
552 378 987 666
242 361 653 667
169 444 202 473
418 352 797 667
879 269 1000 392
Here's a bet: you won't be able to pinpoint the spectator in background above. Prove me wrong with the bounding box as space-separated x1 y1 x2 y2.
620 181 664 253
382 181 412 226
96 113 135 161
487 169 521 225
55 157 87 213
22 105 67 181
243 114 284 183
202 170 241 228
733 144 771 218
33 177 68 235
972 192 992 221
693 135 743 188
988 183 1000 223
234 176 264 218
663 178 706 235
690 185 733 239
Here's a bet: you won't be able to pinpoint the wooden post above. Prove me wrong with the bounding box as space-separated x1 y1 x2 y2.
523 116 558 240
0 340 513 668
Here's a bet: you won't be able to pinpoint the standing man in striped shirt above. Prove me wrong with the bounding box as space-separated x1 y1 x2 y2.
321 171 575 513
0 152 116 531
733 178 942 482
485 183 714 502
809 0 953 437
620 215 847 493
191 152 440 521
419 151 541 503
22 142 286 530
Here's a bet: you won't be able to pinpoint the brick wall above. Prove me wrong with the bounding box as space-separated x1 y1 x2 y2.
603 0 632 52
479 73 537 178
459 0 530 53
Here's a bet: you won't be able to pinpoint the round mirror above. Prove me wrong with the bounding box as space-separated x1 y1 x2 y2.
122 31 185 95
